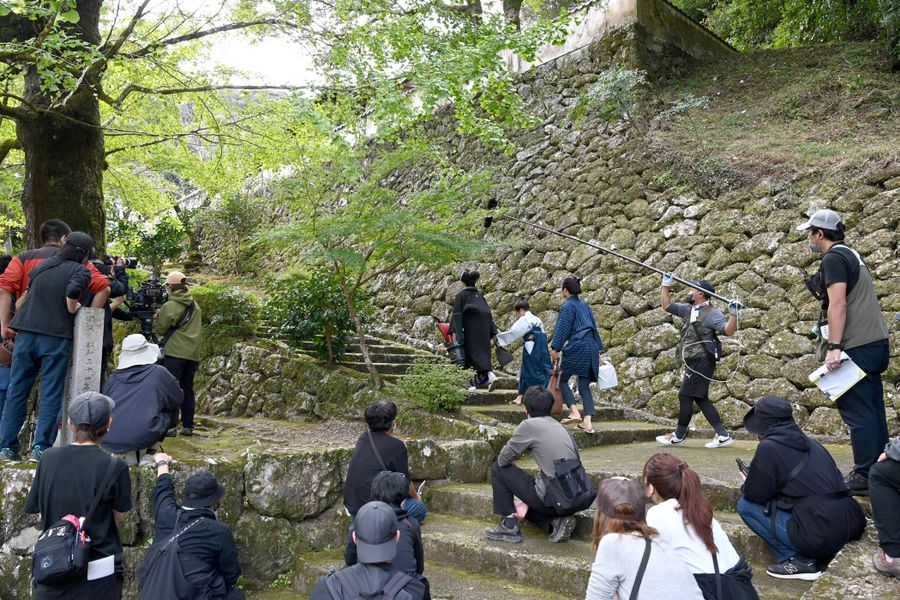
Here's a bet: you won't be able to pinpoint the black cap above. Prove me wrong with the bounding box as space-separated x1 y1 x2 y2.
65 231 95 254
68 391 115 428
183 471 225 508
743 396 794 435
692 279 715 298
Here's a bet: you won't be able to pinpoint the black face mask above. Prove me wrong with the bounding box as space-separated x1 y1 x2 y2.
685 295 695 305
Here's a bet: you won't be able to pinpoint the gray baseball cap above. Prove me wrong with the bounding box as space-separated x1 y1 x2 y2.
69 391 115 428
354 501 398 564
796 209 842 231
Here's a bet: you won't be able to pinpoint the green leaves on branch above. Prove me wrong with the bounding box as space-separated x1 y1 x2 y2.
395 359 470 413
568 64 648 128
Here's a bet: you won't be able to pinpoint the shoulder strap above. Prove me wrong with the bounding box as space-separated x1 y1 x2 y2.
161 301 196 347
769 451 811 542
367 431 388 471
159 511 206 552
712 553 722 600
381 571 414 599
629 538 652 600
83 455 121 524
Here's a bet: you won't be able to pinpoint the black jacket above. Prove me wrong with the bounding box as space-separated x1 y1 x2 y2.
743 421 865 560
102 364 183 453
310 562 426 600
150 474 241 593
344 507 424 575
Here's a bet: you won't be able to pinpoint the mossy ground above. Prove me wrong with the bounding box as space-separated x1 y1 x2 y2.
650 42 899 186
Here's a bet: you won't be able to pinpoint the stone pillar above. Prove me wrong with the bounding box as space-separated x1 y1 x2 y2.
56 307 105 446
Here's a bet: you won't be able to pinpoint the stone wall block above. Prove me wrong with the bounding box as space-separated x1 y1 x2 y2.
805 407 849 436
245 449 350 521
443 440 494 483
406 440 450 480
630 323 679 358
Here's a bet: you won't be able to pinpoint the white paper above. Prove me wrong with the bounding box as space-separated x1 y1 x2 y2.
808 352 866 401
86 554 114 581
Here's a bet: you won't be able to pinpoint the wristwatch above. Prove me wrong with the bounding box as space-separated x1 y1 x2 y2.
826 343 844 351
155 460 169 468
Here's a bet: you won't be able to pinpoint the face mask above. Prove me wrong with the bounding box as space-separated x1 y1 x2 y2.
808 239 821 253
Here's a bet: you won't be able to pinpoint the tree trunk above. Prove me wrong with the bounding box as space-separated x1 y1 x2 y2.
344 286 381 389
18 0 106 249
324 324 335 366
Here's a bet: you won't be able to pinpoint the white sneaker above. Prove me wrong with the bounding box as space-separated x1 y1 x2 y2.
705 435 733 449
487 371 498 392
467 385 477 393
656 433 685 446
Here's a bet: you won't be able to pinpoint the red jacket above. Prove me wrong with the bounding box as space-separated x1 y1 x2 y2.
0 245 109 297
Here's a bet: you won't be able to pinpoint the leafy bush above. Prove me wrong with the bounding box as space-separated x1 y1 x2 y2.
191 284 260 356
395 360 470 412
569 65 648 129
265 270 372 364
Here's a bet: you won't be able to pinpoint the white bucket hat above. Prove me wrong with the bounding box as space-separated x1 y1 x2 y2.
117 334 160 370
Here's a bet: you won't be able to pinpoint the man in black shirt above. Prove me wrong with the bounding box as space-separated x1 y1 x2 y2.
25 391 132 599
343 400 425 522
142 454 244 599
798 209 890 494
0 232 98 461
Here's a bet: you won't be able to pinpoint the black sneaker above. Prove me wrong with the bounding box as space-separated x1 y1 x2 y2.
165 427 177 438
766 557 821 581
844 471 869 496
180 427 193 437
548 515 577 543
484 520 522 543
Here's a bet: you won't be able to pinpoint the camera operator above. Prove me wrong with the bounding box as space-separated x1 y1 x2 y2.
86 257 130 384
154 271 202 437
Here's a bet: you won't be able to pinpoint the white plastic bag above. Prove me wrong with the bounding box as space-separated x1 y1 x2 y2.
597 358 618 390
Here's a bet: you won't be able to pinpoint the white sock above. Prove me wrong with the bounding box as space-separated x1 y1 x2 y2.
885 552 896 563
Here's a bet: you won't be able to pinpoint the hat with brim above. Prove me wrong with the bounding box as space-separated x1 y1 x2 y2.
69 392 115 428
691 279 715 297
182 471 226 508
797 209 842 232
117 334 160 370
743 395 794 435
354 501 399 564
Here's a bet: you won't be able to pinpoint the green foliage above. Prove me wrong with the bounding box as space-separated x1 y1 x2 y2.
395 360 470 412
191 284 259 357
264 270 372 364
569 65 648 128
673 0 889 52
197 196 263 275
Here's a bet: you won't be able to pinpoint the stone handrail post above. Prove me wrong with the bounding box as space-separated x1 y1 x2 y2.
56 307 105 446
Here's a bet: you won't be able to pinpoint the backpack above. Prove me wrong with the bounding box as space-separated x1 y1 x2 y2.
138 511 216 600
540 433 597 515
32 457 118 586
333 568 414 599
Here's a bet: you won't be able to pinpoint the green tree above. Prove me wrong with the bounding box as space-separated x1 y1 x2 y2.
267 133 494 389
266 269 372 365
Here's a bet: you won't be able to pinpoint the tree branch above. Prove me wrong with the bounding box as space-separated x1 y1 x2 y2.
110 83 325 107
0 102 32 122
121 19 296 59
0 138 21 165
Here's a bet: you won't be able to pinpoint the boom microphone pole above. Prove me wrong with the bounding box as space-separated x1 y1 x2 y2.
491 213 734 304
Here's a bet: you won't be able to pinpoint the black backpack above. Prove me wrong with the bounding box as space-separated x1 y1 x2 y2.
32 457 118 585
138 511 217 600
333 568 414 600
541 433 597 515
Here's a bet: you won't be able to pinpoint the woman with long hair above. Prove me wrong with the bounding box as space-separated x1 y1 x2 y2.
551 276 604 434
643 453 758 600
586 477 702 600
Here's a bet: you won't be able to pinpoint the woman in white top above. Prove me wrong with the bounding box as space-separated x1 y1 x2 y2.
495 299 551 405
643 452 759 600
586 476 703 600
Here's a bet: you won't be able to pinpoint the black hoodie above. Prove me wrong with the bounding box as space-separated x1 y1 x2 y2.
744 421 865 560
101 363 183 453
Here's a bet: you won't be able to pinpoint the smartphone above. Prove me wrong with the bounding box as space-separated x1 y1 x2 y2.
417 480 427 496
735 458 750 475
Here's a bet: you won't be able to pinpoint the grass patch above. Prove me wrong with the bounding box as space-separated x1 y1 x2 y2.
649 42 899 183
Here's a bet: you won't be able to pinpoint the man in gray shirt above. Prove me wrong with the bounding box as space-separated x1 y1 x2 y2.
484 386 580 544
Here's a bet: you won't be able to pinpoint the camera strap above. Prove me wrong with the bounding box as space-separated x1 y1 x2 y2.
161 301 196 348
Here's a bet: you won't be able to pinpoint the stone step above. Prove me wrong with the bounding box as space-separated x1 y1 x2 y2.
465 404 627 425
421 513 593 597
343 351 442 364
343 362 417 375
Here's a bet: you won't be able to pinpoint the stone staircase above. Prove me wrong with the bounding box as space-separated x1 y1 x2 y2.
233 335 898 600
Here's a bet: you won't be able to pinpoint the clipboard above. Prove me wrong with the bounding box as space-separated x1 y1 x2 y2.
808 352 866 401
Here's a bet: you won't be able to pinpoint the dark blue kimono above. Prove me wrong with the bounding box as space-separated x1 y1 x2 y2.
551 296 604 380
519 325 551 395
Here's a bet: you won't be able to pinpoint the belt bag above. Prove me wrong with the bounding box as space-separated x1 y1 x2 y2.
542 456 596 515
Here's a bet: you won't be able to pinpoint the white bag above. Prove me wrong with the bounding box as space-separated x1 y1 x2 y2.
597 358 618 390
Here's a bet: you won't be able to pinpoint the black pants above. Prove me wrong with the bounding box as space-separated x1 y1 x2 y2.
870 457 900 558
34 573 122 600
837 342 890 477
224 589 247 600
162 356 199 428
491 462 558 534
676 357 726 438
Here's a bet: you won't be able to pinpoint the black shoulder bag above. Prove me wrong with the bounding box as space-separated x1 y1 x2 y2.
159 301 196 358
137 510 208 600
765 451 811 541
691 305 723 363
629 538 652 600
542 433 597 515
32 456 119 585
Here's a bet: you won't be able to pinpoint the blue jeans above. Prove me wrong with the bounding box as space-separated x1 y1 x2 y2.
0 332 72 452
737 496 798 562
0 365 10 419
560 372 595 417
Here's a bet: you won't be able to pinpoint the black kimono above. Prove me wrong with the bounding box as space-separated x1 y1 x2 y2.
450 286 497 374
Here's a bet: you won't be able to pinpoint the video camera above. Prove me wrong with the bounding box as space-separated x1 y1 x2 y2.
125 273 169 343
